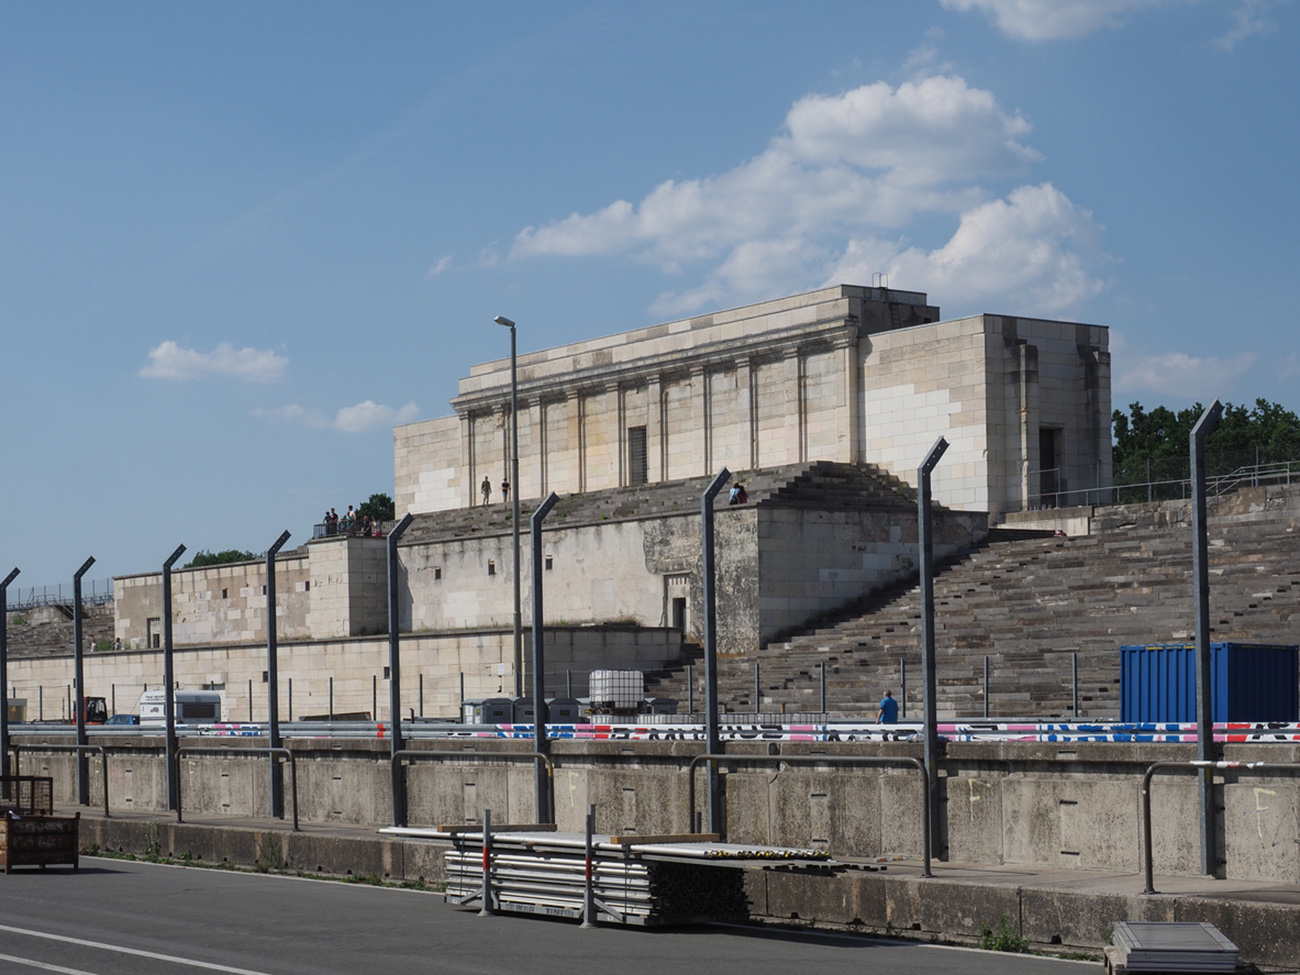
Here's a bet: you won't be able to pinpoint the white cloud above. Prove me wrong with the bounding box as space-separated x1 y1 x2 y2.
1214 0 1280 50
335 400 420 433
1113 332 1258 399
828 184 1109 315
255 400 420 433
939 0 1185 41
426 254 454 277
511 75 1109 318
138 340 287 383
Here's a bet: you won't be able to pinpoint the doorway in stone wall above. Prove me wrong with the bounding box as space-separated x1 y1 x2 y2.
1039 427 1062 507
664 572 690 632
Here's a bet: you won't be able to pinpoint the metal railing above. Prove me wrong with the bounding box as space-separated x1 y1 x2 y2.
390 748 554 828
6 579 115 611
11 743 110 819
1140 759 1300 894
312 519 390 540
175 744 299 831
1022 459 1297 513
685 751 932 877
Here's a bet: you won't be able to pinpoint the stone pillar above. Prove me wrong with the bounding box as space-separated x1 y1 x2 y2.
841 337 861 464
647 376 664 483
737 356 756 472
462 412 475 508
499 404 512 490
793 351 807 464
697 365 710 475
535 399 549 497
616 382 628 485
572 390 586 494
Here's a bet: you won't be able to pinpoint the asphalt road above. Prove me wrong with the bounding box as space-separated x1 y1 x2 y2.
0 858 1098 975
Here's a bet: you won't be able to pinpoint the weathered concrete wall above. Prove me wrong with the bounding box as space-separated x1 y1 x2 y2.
115 554 312 650
22 737 1300 885
755 506 984 643
6 626 686 722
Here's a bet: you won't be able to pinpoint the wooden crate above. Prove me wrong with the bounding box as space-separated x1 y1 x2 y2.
0 812 80 873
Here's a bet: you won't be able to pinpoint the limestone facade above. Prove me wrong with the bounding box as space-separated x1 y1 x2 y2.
113 535 388 650
395 284 1111 521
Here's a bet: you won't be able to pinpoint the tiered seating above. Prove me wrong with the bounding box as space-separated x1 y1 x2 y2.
652 504 1299 720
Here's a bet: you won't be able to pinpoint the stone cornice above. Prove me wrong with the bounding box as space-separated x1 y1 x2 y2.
451 316 860 416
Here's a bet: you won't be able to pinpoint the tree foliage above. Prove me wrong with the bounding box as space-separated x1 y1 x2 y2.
184 549 260 569
356 493 395 522
1113 398 1300 489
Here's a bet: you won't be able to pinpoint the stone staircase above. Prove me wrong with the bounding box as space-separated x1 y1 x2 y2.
5 603 115 659
650 507 1300 720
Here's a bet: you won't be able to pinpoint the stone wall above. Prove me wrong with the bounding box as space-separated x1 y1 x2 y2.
756 506 984 643
21 736 1300 886
862 314 1111 519
115 555 312 650
394 286 1110 523
7 626 686 722
396 285 942 515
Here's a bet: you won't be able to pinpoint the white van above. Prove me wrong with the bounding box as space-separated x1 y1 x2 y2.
139 690 223 726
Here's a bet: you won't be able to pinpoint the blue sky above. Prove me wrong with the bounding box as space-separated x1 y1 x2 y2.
2 0 1296 590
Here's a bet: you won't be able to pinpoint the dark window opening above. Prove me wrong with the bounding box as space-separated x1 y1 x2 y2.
221 588 228 599
383 666 391 679
434 567 442 580
672 597 687 631
487 561 496 576
544 556 553 571
262 671 269 683
628 426 648 485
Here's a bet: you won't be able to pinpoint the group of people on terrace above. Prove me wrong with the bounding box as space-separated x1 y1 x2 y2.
322 505 384 537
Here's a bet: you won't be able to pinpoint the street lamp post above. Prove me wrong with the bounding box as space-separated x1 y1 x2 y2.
494 314 523 699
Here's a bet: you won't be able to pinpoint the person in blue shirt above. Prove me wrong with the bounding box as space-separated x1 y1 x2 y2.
876 690 898 724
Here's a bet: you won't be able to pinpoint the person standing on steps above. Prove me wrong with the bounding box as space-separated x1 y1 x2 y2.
481 475 491 506
876 689 898 724
501 477 510 504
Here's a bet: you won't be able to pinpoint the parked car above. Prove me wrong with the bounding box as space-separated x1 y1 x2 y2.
104 713 139 726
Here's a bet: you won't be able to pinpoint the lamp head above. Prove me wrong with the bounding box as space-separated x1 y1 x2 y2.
493 315 515 328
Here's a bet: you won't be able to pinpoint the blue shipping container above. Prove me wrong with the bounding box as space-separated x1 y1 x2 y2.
1120 643 1300 723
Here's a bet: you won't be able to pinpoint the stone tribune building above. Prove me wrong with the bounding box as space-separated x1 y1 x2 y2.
397 283 1110 519
14 283 1110 719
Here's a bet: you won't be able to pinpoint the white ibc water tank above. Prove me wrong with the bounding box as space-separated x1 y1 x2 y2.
589 670 643 711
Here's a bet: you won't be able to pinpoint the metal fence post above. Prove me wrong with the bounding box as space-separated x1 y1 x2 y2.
1072 652 1079 718
388 512 415 827
701 468 731 836
73 556 96 806
531 492 560 824
918 437 949 859
0 568 19 786
983 655 989 720
1192 399 1223 876
266 530 291 819
160 547 185 810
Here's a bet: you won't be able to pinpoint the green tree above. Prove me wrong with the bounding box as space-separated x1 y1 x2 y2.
184 549 260 569
1113 398 1300 498
357 493 395 522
